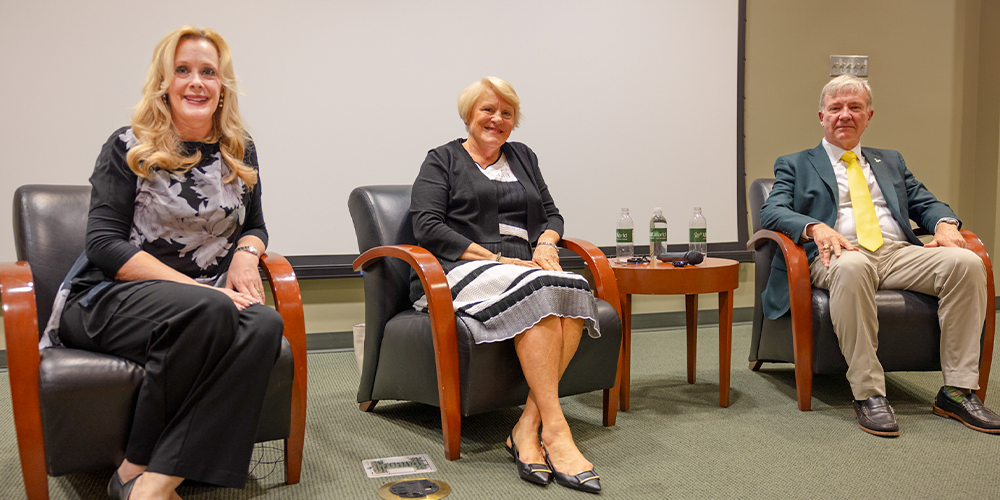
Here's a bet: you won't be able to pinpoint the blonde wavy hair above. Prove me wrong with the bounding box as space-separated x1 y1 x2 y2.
127 26 257 187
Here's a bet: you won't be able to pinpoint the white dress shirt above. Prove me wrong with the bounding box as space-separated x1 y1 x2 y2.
820 139 908 243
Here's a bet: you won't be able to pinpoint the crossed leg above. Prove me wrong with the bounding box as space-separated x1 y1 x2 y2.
508 316 592 475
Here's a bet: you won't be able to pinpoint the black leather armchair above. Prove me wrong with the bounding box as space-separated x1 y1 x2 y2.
0 185 307 499
348 185 623 460
746 178 995 411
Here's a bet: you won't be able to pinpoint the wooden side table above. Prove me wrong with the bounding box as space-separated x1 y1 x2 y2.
611 257 740 409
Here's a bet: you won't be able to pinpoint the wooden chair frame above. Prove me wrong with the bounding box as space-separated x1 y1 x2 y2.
0 252 308 500
747 228 995 411
352 237 624 460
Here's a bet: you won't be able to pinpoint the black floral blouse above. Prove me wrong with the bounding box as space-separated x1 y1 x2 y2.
85 126 268 284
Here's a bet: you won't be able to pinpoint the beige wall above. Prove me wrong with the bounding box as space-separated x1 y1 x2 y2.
3 1 998 344
748 0 969 214
746 0 1000 281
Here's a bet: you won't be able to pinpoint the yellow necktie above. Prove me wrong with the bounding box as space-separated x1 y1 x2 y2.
841 151 883 251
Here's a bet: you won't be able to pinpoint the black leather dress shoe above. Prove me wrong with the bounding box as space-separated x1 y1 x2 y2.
852 396 899 437
505 433 552 486
544 448 601 494
107 471 140 500
932 387 1000 434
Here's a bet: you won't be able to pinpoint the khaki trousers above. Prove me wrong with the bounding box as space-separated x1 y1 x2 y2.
809 240 987 400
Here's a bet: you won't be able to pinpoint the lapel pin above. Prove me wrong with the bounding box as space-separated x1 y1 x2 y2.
873 158 882 163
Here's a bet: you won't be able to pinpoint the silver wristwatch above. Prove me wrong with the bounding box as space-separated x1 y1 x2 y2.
236 245 260 257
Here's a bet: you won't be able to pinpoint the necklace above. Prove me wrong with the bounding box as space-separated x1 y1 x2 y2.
463 140 500 167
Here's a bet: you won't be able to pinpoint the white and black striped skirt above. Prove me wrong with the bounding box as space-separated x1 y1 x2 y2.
413 260 601 344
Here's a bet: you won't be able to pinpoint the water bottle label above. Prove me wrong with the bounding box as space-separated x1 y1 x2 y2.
689 229 707 243
616 229 633 243
650 228 668 242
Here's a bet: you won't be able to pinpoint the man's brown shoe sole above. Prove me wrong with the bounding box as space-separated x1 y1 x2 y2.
853 408 900 437
932 404 1000 434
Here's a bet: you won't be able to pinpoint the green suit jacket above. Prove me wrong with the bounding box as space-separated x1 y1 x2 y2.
758 143 959 320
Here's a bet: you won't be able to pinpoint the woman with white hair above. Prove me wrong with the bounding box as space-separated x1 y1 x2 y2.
410 77 602 494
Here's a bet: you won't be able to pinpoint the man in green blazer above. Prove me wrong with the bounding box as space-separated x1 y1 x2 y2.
760 75 998 437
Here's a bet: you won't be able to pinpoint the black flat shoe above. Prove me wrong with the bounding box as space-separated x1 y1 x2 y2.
544 448 601 494
932 387 1000 434
505 432 552 486
107 471 140 500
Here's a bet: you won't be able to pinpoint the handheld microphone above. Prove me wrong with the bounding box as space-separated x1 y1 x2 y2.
656 250 705 266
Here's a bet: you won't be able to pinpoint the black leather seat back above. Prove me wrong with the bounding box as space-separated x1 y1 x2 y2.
347 185 417 403
13 185 91 336
748 179 777 363
349 185 416 252
748 178 773 234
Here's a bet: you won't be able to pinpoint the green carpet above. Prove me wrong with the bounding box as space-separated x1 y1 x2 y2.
1 320 999 499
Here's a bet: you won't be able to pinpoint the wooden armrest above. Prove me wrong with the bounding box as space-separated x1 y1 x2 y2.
961 229 992 273
747 229 812 312
747 229 812 299
560 238 622 318
259 251 307 356
560 238 624 426
258 251 307 483
0 261 47 497
961 230 996 401
0 261 41 361
353 244 455 313
352 245 456 347
352 245 461 459
748 230 815 410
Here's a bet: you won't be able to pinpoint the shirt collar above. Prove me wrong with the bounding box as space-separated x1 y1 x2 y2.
822 138 864 166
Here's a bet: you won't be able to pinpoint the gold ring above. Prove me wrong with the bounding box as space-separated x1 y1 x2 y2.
823 244 831 250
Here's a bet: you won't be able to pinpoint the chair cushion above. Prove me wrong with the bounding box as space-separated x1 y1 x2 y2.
756 289 942 374
40 338 294 476
39 348 143 475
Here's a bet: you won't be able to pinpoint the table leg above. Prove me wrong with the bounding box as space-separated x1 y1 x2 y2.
604 327 624 426
619 293 632 411
685 294 698 384
718 290 734 407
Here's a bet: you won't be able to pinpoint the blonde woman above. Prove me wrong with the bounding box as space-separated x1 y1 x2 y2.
410 77 602 493
52 27 282 500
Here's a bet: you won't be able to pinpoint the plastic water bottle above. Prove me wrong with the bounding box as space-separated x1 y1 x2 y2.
616 208 634 263
689 207 708 256
649 207 667 262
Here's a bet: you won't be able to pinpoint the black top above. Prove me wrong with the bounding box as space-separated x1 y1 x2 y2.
410 138 563 261
81 126 268 286
488 178 532 261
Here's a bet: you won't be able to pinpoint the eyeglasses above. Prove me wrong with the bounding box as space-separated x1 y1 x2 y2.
626 256 650 264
